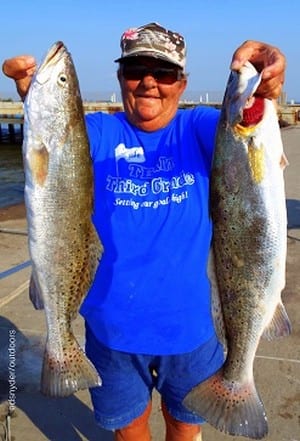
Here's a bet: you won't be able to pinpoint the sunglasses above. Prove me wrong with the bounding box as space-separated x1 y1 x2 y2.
121 64 184 84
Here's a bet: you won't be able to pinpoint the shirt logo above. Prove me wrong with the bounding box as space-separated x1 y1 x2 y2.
115 143 145 163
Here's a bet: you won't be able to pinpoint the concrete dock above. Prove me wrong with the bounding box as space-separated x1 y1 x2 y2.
1 99 300 143
0 126 299 440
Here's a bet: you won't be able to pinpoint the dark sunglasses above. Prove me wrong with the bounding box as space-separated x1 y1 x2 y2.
121 64 184 84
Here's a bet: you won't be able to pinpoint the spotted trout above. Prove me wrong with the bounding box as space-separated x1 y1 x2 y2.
184 62 291 439
23 41 103 397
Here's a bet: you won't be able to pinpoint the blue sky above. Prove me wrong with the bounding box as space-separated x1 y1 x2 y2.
0 0 299 102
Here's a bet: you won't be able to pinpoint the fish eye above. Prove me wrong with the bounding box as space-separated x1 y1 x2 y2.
58 73 67 86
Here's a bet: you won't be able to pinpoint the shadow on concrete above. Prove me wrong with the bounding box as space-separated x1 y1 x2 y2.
286 199 300 242
286 199 300 229
0 316 113 441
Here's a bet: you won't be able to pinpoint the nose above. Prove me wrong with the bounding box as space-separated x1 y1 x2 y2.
140 74 157 88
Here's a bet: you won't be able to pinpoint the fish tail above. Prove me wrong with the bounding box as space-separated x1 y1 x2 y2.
41 335 102 397
183 368 268 439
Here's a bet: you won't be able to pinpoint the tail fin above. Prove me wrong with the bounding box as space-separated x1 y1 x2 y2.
41 334 101 397
183 369 268 439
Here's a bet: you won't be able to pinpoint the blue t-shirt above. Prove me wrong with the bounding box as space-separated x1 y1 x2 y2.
80 107 220 354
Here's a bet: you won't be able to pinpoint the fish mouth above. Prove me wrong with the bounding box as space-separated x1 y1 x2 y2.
34 41 68 85
39 41 67 72
225 62 262 126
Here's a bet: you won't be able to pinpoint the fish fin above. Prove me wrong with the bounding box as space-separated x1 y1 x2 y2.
88 223 104 278
29 273 44 310
28 145 49 186
262 301 292 340
67 223 103 322
41 334 101 397
247 139 265 184
183 368 268 439
280 152 289 170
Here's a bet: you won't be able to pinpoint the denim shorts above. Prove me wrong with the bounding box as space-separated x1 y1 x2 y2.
85 324 224 430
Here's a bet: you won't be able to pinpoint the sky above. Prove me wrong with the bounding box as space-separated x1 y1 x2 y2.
0 0 299 102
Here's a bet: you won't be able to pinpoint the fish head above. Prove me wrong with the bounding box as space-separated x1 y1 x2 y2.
24 41 83 154
224 62 262 127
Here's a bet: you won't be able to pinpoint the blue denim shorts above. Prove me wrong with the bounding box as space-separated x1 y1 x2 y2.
85 324 224 430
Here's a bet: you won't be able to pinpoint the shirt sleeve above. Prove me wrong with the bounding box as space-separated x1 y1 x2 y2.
192 106 220 169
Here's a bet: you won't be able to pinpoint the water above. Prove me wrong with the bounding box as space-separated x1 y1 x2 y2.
0 142 25 208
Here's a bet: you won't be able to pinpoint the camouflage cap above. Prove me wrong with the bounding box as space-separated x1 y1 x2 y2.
115 22 187 69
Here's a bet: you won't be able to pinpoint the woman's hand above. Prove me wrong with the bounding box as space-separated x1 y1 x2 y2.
230 40 286 100
2 55 37 100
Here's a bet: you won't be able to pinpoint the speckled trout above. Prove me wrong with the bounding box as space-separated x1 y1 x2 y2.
23 41 103 397
184 62 291 439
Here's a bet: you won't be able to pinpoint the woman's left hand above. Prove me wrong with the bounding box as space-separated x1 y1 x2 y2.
230 40 286 99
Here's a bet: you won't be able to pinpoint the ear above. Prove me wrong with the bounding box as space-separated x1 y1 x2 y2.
117 68 122 83
179 76 187 94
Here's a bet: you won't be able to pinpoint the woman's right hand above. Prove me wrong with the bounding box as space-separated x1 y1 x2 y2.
2 55 37 100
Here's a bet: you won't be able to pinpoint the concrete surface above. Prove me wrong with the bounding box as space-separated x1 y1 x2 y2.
0 126 299 441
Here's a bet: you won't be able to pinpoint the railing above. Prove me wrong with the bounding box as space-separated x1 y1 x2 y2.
0 100 299 144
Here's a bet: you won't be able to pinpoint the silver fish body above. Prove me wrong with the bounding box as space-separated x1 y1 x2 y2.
184 62 291 439
23 41 103 397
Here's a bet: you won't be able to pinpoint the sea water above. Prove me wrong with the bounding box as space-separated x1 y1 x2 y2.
0 142 24 208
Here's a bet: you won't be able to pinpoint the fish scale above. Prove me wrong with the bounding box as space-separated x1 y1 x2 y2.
184 62 291 439
23 41 103 397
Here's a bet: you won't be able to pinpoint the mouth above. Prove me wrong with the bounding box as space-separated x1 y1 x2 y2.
136 95 160 100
